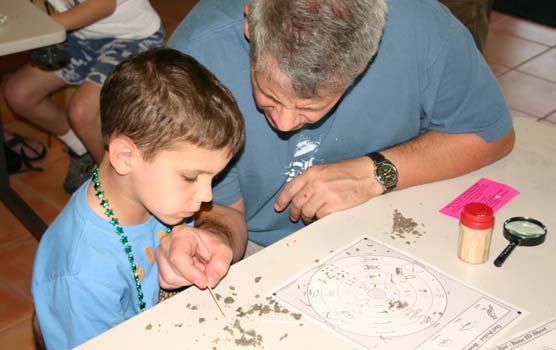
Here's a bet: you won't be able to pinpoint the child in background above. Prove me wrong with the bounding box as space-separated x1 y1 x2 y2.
2 0 164 193
31 48 246 349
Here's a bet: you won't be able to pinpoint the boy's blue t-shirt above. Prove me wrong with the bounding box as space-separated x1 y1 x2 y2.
169 0 512 247
31 180 169 349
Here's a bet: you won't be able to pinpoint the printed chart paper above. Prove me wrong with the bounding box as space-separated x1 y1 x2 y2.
274 236 524 350
492 317 556 350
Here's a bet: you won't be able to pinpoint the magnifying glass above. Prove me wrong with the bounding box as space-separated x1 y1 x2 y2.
493 217 547 267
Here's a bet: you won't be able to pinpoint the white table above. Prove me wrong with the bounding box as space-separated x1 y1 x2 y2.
79 117 556 350
0 0 66 55
0 0 65 239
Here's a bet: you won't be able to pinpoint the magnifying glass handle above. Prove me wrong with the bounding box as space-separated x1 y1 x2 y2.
494 241 518 267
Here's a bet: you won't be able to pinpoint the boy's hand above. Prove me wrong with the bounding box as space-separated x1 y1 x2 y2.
156 225 233 290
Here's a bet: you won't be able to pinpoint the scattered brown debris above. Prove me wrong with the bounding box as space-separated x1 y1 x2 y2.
211 297 303 348
388 300 409 310
390 209 426 244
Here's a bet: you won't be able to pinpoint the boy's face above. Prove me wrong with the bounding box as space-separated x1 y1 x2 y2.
131 142 232 226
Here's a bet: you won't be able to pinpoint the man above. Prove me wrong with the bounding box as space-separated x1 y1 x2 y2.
157 0 514 288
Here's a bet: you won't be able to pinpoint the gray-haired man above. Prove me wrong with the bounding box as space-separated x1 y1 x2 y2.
157 0 514 288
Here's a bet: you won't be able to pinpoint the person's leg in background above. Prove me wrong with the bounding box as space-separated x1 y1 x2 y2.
62 81 101 194
2 62 93 193
66 82 103 163
66 26 166 162
2 65 68 137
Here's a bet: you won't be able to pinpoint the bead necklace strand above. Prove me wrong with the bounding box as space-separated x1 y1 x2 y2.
92 167 171 311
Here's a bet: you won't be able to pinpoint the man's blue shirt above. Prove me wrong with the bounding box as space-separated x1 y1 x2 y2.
169 0 512 247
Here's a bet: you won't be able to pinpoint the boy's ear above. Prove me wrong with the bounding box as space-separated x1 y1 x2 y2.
243 4 250 40
107 136 138 175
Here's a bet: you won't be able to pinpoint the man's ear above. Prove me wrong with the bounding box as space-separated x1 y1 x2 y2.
107 136 137 176
243 3 250 40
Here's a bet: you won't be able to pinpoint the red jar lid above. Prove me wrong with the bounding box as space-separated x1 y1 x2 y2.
460 202 494 229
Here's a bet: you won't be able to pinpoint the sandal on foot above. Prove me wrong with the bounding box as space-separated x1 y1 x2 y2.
4 133 47 161
2 141 43 175
3 142 22 174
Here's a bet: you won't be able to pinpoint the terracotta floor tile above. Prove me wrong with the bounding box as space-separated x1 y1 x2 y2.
517 48 556 83
489 11 509 25
541 111 556 126
0 203 29 247
490 16 556 46
0 238 39 299
510 108 539 120
485 30 549 68
0 284 33 331
10 156 72 215
489 62 511 76
150 0 197 28
7 186 63 226
0 318 36 350
162 19 180 42
498 70 556 117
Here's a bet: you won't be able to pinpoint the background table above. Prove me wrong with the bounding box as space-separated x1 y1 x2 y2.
0 0 65 239
79 117 555 350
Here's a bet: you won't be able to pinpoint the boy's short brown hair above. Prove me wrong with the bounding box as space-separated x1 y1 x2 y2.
100 48 245 160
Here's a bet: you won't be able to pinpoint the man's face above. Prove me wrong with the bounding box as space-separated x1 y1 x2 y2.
250 63 344 132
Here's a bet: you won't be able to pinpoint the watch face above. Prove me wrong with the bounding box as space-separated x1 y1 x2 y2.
376 162 398 187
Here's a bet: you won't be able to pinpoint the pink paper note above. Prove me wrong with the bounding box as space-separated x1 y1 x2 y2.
439 178 520 219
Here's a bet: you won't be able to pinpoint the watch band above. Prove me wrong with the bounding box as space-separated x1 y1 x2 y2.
367 151 387 165
366 151 398 194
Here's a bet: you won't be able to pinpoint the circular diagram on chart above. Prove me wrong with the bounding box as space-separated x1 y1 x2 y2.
307 255 447 336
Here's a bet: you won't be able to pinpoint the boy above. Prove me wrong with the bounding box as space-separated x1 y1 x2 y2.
3 0 164 193
31 48 246 349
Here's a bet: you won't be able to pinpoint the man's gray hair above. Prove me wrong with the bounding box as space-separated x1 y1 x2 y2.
248 0 387 98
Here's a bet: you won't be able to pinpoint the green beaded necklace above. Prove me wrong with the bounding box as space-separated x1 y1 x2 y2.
92 167 171 311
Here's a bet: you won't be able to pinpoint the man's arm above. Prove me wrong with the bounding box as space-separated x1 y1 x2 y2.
275 129 515 224
195 199 248 263
156 199 247 289
383 129 515 190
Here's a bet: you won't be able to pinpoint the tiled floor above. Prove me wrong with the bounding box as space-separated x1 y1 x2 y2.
1 8 556 349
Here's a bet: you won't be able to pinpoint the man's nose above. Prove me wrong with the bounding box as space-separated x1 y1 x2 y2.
273 105 299 131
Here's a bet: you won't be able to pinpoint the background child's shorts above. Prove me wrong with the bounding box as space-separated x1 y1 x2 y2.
55 27 164 86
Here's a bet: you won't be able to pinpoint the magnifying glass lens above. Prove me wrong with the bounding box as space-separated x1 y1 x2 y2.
505 220 546 239
494 217 547 267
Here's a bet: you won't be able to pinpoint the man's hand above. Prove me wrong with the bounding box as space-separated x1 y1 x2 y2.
274 129 516 225
156 225 233 290
156 201 247 290
274 157 383 224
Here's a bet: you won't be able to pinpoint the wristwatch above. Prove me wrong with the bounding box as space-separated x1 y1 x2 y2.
367 152 398 194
